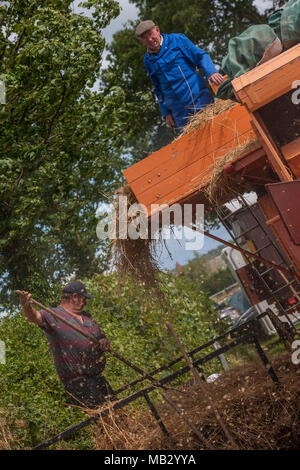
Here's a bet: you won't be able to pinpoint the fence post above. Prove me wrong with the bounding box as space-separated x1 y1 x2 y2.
213 338 229 371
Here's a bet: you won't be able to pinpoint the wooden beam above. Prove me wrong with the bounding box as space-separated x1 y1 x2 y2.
258 194 300 277
281 137 300 179
250 112 293 182
232 43 300 111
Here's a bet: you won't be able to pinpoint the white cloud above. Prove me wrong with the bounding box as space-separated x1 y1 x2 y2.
72 0 138 43
253 0 276 13
72 1 138 69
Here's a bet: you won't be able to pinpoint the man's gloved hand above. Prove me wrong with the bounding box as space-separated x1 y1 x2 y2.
165 113 176 128
208 73 224 86
99 338 111 352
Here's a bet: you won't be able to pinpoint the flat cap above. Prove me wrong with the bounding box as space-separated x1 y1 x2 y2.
135 20 155 37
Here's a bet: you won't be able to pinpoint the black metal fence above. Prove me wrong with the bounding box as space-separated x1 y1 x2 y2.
34 313 281 450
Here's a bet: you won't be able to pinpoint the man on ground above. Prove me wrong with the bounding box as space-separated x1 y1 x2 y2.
19 281 115 409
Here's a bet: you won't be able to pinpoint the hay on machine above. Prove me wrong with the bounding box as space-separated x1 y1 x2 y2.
112 183 165 295
203 138 260 206
112 100 261 289
177 98 237 138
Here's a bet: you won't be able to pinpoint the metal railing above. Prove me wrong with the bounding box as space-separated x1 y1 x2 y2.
34 313 282 450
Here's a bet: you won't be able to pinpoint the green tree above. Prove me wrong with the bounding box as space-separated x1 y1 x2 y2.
200 267 235 296
182 246 236 295
0 1 148 308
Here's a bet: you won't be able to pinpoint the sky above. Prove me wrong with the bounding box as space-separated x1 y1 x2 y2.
99 0 275 42
73 0 273 270
93 0 275 42
156 225 231 271
102 0 139 43
73 0 138 43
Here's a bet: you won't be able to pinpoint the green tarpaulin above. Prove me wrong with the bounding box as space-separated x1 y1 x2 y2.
216 0 300 100
281 0 300 48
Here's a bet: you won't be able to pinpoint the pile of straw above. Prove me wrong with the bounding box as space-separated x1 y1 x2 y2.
92 353 300 450
111 183 164 296
203 138 260 206
112 100 260 288
178 99 238 138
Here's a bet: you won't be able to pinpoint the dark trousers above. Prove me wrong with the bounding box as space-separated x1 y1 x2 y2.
64 374 116 409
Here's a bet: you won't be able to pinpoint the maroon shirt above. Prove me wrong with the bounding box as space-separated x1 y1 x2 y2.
39 306 107 385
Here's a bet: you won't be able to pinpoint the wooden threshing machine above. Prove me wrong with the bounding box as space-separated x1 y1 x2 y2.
123 43 300 330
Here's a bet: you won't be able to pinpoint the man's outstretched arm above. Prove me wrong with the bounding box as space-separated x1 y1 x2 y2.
19 291 43 327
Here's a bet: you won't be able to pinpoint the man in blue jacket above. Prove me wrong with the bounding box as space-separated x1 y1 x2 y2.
136 20 224 132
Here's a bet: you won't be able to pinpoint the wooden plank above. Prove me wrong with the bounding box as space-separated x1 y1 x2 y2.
230 147 266 173
123 104 252 185
124 105 255 216
267 181 300 245
232 43 300 111
130 112 254 199
281 137 300 179
156 141 263 211
135 130 255 215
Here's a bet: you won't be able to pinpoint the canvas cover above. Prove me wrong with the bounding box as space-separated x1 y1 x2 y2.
216 0 300 100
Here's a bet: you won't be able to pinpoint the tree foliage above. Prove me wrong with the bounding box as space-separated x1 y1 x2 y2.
0 0 286 307
0 0 152 307
0 271 218 448
130 0 270 63
182 246 235 295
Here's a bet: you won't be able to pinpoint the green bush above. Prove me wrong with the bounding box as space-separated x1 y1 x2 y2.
0 272 219 449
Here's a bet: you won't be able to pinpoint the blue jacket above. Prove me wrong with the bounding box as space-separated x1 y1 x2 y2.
144 33 217 119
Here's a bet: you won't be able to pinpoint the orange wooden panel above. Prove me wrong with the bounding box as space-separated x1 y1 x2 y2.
281 137 300 179
138 131 255 215
232 43 300 111
130 111 254 199
123 105 257 216
123 104 252 185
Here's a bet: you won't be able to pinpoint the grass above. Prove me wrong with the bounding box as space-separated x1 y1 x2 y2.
224 333 287 369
